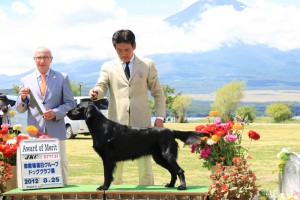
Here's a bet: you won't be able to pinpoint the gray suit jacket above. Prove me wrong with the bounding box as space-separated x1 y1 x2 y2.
93 55 166 127
16 69 75 140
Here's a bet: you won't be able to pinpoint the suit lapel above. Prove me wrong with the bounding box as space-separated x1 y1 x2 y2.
116 61 129 82
46 70 56 95
131 56 142 80
30 72 43 100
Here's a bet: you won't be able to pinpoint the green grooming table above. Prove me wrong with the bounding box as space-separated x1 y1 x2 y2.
4 184 209 199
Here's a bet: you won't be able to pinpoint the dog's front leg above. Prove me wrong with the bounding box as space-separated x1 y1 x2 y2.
97 160 115 190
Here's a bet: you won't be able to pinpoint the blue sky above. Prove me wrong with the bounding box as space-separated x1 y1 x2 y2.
0 0 300 75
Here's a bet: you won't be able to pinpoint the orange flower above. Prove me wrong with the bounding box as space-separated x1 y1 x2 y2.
209 110 220 117
211 135 220 142
232 123 243 131
26 125 39 135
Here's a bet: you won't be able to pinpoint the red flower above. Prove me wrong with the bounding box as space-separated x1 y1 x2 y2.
221 184 228 191
248 130 260 140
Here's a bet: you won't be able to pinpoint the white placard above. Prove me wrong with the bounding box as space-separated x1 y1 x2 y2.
17 138 64 190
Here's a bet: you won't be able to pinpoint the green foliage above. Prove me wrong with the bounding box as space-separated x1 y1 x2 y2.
265 102 293 122
70 80 85 96
149 85 181 117
211 80 246 122
171 94 192 123
12 85 19 95
236 105 257 123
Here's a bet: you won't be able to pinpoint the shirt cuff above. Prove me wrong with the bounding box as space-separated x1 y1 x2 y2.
156 117 164 121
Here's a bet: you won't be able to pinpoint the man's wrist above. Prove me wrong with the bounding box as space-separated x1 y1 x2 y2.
156 117 164 121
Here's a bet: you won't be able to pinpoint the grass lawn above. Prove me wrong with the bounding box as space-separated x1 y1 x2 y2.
66 123 300 191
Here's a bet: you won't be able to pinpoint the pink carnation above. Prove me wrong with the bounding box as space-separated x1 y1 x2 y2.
224 134 237 142
200 145 211 158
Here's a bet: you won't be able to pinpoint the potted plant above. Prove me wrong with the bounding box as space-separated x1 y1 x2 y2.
209 156 258 199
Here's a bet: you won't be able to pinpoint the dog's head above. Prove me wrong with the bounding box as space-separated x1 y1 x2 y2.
66 101 93 120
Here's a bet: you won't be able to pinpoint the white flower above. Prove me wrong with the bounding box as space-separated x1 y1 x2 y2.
207 138 217 145
277 148 291 158
13 124 23 131
6 138 17 145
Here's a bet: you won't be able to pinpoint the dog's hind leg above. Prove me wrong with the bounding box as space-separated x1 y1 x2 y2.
152 152 177 188
156 142 187 190
97 160 115 190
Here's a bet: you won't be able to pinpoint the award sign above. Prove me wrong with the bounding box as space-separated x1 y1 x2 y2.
17 138 64 190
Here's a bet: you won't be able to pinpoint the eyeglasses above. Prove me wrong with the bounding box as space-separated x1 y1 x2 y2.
34 56 52 61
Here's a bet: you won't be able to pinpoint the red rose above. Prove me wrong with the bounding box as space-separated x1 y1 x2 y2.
248 130 260 140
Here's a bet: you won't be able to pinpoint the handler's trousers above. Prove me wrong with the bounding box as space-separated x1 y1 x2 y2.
113 156 154 185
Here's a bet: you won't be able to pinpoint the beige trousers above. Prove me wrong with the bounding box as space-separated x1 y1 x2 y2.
60 140 68 185
113 156 154 185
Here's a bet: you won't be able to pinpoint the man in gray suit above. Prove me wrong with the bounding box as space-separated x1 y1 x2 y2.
16 46 75 184
89 29 166 185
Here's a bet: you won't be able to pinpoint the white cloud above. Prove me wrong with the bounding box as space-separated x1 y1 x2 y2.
0 0 300 75
11 1 30 14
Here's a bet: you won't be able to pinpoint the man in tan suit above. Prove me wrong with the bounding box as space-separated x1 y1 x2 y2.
89 29 166 185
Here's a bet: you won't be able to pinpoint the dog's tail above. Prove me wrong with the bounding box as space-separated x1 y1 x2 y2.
173 130 204 145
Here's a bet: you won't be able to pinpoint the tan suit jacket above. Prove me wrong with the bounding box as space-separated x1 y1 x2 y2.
94 55 166 127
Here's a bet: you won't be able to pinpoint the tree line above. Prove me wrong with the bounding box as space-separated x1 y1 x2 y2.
9 80 298 123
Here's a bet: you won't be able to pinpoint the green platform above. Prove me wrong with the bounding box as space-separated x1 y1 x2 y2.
4 184 208 197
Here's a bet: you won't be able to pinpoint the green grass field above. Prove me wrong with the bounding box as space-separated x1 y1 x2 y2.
66 123 300 191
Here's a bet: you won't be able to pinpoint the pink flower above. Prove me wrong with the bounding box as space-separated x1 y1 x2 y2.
1 123 10 130
224 134 237 142
200 145 211 158
214 119 221 125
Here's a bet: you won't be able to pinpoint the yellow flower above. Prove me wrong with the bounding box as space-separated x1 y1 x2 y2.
209 111 220 117
211 135 220 142
9 109 16 115
232 123 243 131
13 124 23 131
26 125 39 135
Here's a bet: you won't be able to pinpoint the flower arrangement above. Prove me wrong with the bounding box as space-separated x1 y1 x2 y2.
275 148 292 174
0 123 51 166
190 110 260 170
208 156 258 199
0 161 12 193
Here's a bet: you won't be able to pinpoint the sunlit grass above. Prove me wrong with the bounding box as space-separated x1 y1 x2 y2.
66 123 300 191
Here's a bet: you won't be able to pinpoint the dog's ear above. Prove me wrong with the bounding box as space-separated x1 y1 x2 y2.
85 104 96 120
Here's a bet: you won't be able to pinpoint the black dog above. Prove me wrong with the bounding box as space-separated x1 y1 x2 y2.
66 102 204 190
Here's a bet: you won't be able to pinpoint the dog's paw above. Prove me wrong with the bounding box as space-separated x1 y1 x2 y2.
164 183 175 188
177 185 187 190
96 185 109 190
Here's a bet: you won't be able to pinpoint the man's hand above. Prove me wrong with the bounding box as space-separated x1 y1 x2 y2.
154 118 164 127
20 87 30 101
89 89 98 100
43 109 56 120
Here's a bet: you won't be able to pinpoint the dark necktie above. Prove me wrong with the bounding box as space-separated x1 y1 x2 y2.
124 61 130 80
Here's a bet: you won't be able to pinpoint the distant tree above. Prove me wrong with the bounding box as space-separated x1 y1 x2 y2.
12 85 19 94
149 85 181 118
211 80 246 122
70 80 84 96
265 102 293 123
171 94 192 123
236 105 256 123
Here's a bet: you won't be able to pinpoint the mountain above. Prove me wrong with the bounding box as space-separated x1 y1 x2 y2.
1 0 300 96
164 0 246 27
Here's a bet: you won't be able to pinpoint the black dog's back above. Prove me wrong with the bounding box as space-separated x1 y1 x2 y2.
66 102 204 190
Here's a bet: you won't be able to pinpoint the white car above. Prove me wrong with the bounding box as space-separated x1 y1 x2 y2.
64 96 108 139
